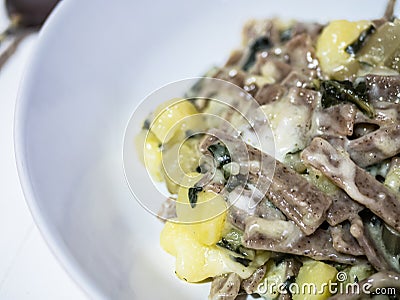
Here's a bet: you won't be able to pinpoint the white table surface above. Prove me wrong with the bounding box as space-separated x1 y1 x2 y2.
0 5 88 300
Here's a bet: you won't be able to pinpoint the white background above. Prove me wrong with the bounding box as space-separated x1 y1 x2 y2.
0 4 87 299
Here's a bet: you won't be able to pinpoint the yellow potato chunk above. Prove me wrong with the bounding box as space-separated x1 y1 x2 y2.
316 20 371 79
135 130 163 182
160 221 209 282
293 260 338 300
160 221 270 282
160 221 186 257
161 138 202 194
176 182 227 245
188 214 226 246
177 138 202 174
150 98 198 143
175 239 209 282
160 220 226 282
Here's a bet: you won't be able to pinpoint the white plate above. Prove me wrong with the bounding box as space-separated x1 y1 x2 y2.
14 0 394 299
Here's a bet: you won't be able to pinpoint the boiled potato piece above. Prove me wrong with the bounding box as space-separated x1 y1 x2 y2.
150 98 198 143
160 221 227 282
160 221 270 282
174 235 209 282
160 221 209 282
161 138 202 194
176 181 227 245
135 129 163 182
316 20 371 79
178 138 202 174
160 221 189 257
187 213 226 246
160 180 266 283
293 260 337 300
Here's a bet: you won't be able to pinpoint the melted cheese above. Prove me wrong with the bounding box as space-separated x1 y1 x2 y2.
261 96 310 161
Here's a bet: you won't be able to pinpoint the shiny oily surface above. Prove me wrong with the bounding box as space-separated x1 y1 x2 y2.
14 0 392 299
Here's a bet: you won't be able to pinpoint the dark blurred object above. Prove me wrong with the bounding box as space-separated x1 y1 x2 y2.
0 0 60 69
6 0 60 28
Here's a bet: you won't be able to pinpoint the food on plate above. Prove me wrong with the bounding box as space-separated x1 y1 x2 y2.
136 0 400 298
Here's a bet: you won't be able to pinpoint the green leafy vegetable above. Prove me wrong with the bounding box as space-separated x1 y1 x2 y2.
320 80 375 118
217 238 251 258
185 67 219 98
282 276 296 297
280 28 293 42
230 255 252 267
217 229 255 259
142 119 151 130
345 25 376 55
242 36 272 71
225 174 247 192
208 143 232 168
188 186 203 208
